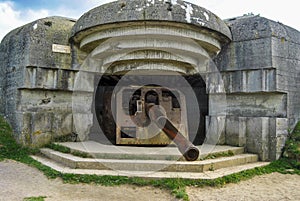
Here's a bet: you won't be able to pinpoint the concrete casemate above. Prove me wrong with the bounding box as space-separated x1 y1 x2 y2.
0 0 299 161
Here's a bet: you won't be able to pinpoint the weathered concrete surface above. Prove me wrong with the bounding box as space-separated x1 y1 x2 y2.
71 0 232 44
216 15 300 125
33 143 265 179
58 141 245 160
69 0 231 144
40 148 258 172
226 93 287 117
0 17 75 146
215 15 300 160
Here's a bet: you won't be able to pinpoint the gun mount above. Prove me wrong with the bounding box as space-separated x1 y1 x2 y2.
115 85 199 161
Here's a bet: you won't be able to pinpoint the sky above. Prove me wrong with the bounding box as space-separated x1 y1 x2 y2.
0 0 299 41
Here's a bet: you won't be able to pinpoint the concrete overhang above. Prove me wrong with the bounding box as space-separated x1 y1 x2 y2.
70 0 232 54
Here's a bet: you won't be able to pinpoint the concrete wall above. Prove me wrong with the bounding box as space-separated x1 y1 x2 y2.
215 15 300 160
0 17 75 146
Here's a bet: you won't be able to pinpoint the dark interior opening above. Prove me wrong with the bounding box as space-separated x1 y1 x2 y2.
92 74 208 145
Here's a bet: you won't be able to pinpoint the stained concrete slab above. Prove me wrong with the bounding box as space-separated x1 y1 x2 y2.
32 155 269 180
58 141 245 160
40 148 258 173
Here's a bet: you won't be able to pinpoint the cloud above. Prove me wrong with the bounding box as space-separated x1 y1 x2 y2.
0 0 112 41
0 1 49 41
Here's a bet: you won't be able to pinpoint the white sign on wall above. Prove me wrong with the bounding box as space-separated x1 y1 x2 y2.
52 44 71 54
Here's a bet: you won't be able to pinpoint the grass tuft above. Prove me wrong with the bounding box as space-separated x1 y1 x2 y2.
45 143 91 158
201 150 235 160
45 143 71 153
23 196 47 201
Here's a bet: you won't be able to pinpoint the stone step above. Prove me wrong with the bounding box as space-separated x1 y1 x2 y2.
32 154 268 180
40 148 258 173
56 141 245 161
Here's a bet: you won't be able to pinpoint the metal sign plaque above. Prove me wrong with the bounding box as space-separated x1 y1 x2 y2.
52 44 71 54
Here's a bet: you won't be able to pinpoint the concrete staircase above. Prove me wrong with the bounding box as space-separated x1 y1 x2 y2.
32 141 269 179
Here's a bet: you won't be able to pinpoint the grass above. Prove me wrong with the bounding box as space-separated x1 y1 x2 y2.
45 143 71 153
46 143 91 158
201 150 235 160
1 116 300 201
282 121 300 167
23 196 47 201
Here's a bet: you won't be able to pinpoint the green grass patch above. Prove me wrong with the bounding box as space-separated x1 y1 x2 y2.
283 121 300 165
0 117 61 179
23 196 47 201
1 116 300 201
45 143 91 158
201 150 235 160
0 117 39 160
71 150 91 158
45 143 71 154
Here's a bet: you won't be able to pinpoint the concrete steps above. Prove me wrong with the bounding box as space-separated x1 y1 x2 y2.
32 154 270 179
31 141 270 179
55 141 245 161
40 148 258 172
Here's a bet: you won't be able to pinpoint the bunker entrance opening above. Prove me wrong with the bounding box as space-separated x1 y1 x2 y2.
93 74 208 146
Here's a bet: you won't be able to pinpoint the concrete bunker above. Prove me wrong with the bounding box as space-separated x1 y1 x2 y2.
69 1 231 149
0 0 299 161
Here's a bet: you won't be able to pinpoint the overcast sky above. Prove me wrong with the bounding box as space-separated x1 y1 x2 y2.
0 0 299 41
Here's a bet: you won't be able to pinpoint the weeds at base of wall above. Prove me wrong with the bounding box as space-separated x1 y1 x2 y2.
282 122 300 167
1 116 300 201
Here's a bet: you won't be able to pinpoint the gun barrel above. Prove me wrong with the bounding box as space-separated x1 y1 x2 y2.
147 105 199 161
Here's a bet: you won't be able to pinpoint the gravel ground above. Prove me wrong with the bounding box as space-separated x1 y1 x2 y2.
187 172 300 201
0 160 175 201
1 160 299 201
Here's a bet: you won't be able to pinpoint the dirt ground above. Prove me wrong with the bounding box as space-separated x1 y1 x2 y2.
0 160 175 201
187 172 300 201
0 160 300 201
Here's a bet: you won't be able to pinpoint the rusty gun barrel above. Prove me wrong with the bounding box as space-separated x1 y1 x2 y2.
147 104 199 161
